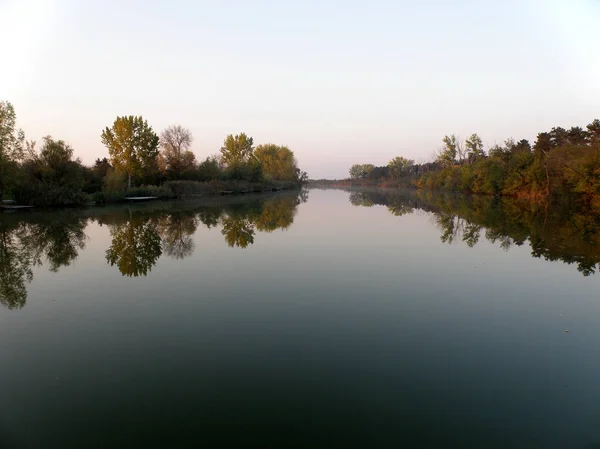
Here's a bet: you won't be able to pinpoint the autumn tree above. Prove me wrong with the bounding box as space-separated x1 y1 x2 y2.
220 133 254 165
254 144 298 181
101 116 160 189
159 125 195 179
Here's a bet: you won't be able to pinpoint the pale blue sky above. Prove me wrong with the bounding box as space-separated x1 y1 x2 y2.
1 0 599 178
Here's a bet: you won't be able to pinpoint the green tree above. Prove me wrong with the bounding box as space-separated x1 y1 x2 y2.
465 133 485 161
0 101 25 199
388 156 414 179
349 164 375 179
586 119 600 144
101 116 160 189
197 156 222 181
437 135 459 166
17 137 87 206
220 133 254 166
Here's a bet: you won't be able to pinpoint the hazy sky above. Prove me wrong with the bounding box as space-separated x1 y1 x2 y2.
2 0 599 179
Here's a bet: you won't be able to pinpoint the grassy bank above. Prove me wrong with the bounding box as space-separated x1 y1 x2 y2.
90 180 301 205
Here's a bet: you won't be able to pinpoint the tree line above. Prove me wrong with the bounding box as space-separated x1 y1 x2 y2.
0 101 308 206
344 118 600 206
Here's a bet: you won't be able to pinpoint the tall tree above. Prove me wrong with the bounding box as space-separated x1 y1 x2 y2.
101 116 159 189
586 119 600 145
220 133 254 166
437 135 459 166
0 101 25 199
159 125 194 179
465 134 485 161
533 132 552 156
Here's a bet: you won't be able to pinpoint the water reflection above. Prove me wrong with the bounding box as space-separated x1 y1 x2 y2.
0 213 88 309
0 191 307 309
104 214 163 277
348 188 600 276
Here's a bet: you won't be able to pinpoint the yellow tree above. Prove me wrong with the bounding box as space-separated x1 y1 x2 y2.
101 116 159 189
254 144 298 181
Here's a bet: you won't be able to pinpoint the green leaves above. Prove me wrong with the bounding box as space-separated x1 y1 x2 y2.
388 156 414 179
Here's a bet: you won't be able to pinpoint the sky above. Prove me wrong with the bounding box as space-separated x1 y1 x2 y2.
1 0 599 179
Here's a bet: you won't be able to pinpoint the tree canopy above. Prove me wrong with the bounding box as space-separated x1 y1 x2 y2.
159 125 195 179
254 144 298 181
220 133 254 166
101 116 160 188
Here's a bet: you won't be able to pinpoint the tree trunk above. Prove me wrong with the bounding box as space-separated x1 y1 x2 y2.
128 172 131 190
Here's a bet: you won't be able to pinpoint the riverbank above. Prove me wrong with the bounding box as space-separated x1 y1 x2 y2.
4 180 303 209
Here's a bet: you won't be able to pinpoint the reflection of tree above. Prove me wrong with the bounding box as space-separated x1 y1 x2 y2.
158 212 198 259
24 217 87 271
0 214 88 310
106 215 162 277
297 188 309 205
349 191 375 207
221 216 255 248
255 196 297 232
0 225 32 310
462 223 481 248
197 208 221 229
435 213 458 244
219 194 301 247
346 187 600 276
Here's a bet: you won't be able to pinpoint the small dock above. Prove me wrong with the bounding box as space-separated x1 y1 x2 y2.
0 205 35 211
123 196 158 202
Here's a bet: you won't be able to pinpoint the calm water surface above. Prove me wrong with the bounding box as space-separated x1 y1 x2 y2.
1 189 600 448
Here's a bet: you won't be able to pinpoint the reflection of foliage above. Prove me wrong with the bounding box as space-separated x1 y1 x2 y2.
348 188 600 276
297 188 309 205
255 196 297 232
387 201 413 217
197 208 221 229
349 191 375 207
221 216 255 248
0 191 306 309
106 215 162 277
0 225 32 310
462 223 481 248
157 212 197 259
24 217 87 271
0 215 88 309
435 214 458 244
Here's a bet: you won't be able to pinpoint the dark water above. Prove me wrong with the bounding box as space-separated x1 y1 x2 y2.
1 189 600 449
